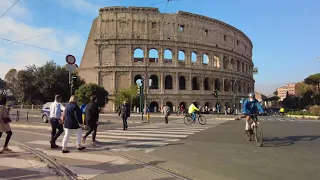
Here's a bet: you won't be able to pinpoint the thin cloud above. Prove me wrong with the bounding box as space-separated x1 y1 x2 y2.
56 0 117 14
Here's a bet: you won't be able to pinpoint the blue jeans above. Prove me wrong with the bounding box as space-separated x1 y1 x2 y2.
191 112 196 121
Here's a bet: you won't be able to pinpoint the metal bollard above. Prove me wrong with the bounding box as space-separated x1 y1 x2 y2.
27 110 29 122
16 110 19 122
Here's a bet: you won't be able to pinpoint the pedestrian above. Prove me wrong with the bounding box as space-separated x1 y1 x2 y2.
82 96 99 145
163 105 170 124
61 95 85 153
118 101 129 130
0 97 13 154
49 95 64 148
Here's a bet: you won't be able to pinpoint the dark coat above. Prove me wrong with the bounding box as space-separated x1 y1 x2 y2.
63 102 82 129
118 103 129 119
85 101 99 127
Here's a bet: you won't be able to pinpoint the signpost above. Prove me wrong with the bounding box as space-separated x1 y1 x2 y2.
136 79 144 122
65 55 77 96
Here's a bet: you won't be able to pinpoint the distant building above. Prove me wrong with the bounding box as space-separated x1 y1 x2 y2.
277 83 296 100
255 92 268 107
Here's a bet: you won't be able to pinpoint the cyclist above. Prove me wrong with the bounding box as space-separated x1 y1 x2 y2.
279 107 285 116
242 92 264 132
188 102 199 122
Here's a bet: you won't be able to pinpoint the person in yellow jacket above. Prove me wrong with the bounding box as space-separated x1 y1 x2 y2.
188 102 199 122
279 107 285 116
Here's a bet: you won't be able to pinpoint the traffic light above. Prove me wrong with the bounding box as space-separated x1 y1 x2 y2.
70 75 77 95
213 89 218 98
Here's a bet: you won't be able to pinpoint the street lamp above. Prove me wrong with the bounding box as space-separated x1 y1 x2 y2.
232 73 244 115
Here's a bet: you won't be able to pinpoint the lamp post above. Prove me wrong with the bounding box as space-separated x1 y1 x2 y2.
232 73 243 115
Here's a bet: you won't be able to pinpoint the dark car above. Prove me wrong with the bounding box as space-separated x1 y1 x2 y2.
41 102 65 123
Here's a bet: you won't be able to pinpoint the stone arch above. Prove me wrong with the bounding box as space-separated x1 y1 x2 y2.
205 102 212 109
191 51 197 64
230 58 235 70
224 79 230 92
225 101 231 108
149 101 159 112
192 76 200 90
133 48 144 62
178 50 185 61
179 102 186 108
134 74 142 84
149 75 159 89
214 78 221 91
204 77 211 90
164 49 172 63
237 80 242 93
148 49 158 63
203 53 209 65
237 60 240 71
214 55 220 68
165 75 173 89
242 62 245 72
165 101 173 112
223 56 229 69
179 76 186 90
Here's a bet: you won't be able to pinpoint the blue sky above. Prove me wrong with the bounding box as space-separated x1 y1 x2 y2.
0 0 319 95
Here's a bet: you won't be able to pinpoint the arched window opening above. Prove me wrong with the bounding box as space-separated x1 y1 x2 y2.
165 75 173 89
134 74 142 84
164 49 172 64
191 52 197 64
192 77 199 90
148 49 158 63
223 56 229 69
214 56 220 68
237 60 240 71
204 77 210 90
214 78 221 91
224 79 230 92
149 101 159 112
178 50 185 61
203 54 209 65
179 76 186 90
230 58 235 70
149 75 159 89
133 48 144 62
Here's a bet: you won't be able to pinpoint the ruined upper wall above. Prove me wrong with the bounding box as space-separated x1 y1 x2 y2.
97 6 253 59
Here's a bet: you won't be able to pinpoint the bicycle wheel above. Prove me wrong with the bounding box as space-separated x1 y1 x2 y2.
198 115 206 125
254 125 263 147
184 116 193 125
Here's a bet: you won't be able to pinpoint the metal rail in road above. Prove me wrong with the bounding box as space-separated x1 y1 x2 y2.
13 140 78 180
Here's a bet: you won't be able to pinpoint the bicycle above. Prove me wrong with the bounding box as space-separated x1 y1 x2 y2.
184 112 206 125
176 110 186 116
244 114 263 147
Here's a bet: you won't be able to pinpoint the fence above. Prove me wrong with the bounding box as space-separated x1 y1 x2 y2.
10 105 43 110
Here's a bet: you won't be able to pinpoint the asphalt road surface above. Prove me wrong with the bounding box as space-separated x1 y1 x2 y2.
1 116 320 180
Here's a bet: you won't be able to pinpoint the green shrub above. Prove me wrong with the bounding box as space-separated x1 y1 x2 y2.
309 105 320 116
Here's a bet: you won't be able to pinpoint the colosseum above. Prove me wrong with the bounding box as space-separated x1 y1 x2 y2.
78 6 255 112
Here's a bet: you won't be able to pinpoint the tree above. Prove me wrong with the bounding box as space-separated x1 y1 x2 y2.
15 61 85 104
75 83 108 107
295 81 316 97
114 85 139 108
4 69 18 96
304 73 320 94
0 78 6 99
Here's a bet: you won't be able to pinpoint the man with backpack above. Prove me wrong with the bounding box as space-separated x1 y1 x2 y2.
163 105 171 124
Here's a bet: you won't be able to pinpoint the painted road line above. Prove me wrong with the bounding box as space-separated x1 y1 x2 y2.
99 132 188 138
93 134 180 141
103 130 195 135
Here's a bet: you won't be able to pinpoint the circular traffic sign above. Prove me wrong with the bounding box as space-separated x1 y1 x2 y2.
66 55 76 65
136 79 142 86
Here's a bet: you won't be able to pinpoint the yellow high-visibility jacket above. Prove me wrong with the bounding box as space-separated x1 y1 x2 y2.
188 104 199 114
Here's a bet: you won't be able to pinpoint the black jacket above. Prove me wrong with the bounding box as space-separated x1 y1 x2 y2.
118 103 130 119
63 102 82 129
85 101 99 126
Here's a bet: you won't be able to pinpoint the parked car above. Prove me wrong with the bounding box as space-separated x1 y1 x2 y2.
41 102 66 123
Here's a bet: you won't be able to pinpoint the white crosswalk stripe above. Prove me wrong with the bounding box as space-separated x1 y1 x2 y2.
259 117 320 122
22 121 224 179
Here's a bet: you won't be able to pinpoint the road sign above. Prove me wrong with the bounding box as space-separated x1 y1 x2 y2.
253 67 258 74
66 55 76 65
66 64 77 71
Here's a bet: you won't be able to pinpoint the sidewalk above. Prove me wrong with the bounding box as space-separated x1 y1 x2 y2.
0 145 59 180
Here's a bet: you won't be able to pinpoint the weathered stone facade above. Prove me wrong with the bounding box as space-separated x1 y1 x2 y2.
78 6 255 112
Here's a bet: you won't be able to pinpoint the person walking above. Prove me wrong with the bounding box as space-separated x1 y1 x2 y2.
0 97 13 154
61 95 85 153
82 96 99 145
163 105 170 124
118 101 129 130
49 95 64 148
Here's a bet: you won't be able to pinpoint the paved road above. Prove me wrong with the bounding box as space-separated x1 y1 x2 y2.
1 115 320 179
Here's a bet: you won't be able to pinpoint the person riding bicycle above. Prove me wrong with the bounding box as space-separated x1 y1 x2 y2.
279 107 285 116
242 92 264 132
188 102 199 122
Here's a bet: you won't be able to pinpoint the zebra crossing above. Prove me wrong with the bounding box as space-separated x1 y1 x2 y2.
259 116 320 122
22 120 224 179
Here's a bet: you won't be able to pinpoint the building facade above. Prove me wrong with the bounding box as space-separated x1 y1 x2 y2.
78 6 255 112
277 83 296 100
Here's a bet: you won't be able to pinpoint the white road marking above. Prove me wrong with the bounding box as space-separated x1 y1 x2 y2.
99 131 188 138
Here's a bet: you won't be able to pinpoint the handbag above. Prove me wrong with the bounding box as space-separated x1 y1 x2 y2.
2 117 12 124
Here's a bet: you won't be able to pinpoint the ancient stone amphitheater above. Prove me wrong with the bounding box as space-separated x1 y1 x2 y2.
78 6 255 112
